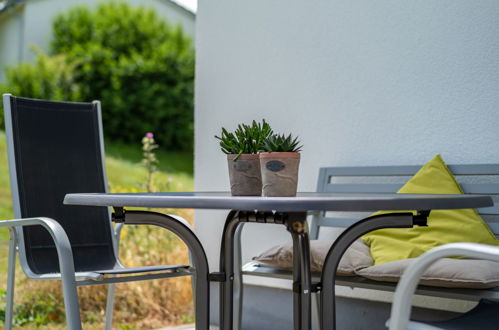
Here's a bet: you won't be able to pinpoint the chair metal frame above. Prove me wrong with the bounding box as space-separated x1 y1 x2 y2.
388 242 499 330
2 217 81 329
2 94 210 330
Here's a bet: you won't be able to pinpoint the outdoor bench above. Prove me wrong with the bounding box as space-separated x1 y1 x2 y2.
241 163 499 318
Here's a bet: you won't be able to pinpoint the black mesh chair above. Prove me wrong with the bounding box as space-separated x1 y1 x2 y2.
2 94 209 330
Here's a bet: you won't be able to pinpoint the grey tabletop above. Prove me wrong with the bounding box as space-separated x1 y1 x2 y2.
63 192 494 212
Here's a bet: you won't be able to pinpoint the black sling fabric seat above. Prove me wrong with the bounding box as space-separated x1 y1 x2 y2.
3 95 208 329
10 97 118 274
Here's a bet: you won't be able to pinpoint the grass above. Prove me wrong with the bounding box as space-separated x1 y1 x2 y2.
0 130 195 329
105 139 193 175
0 131 13 222
106 151 193 194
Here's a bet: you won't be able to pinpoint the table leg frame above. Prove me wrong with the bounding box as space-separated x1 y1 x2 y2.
319 212 427 330
119 210 210 330
220 210 311 330
232 223 244 330
288 212 312 330
220 210 240 330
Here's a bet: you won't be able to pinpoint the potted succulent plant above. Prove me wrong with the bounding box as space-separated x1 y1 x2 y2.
215 120 273 196
260 133 303 197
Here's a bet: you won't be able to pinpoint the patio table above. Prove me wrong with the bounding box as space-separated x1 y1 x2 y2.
63 192 493 330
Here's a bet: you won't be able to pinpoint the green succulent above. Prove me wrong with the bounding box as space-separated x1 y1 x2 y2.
261 133 303 153
215 119 273 159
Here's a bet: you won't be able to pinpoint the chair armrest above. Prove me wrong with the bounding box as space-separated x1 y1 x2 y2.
0 217 76 275
388 243 499 330
114 222 125 246
0 217 82 329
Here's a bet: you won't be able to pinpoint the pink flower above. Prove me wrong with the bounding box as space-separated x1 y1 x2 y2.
146 132 154 138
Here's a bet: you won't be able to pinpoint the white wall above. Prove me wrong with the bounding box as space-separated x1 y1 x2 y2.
0 5 24 79
195 0 499 303
0 0 195 81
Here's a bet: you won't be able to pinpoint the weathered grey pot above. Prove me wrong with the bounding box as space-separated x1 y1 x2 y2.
227 154 262 196
260 152 300 197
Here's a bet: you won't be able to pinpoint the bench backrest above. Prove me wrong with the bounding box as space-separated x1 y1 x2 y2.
310 164 499 239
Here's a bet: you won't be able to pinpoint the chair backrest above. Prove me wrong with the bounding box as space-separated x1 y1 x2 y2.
310 164 499 239
3 94 118 274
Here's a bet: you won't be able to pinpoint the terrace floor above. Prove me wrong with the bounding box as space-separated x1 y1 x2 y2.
160 325 219 330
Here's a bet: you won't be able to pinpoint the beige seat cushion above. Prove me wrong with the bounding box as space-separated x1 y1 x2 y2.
252 239 373 275
356 257 499 289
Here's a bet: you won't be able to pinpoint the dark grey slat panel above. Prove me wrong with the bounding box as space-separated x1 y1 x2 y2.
321 165 421 176
318 217 360 228
319 207 498 217
477 205 499 215
324 183 499 195
448 164 499 175
322 164 499 177
323 166 422 177
486 222 499 233
323 183 403 193
319 216 499 234
461 183 499 194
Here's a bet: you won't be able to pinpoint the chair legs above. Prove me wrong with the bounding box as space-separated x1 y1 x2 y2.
105 222 123 330
105 284 116 330
0 218 82 329
5 228 17 330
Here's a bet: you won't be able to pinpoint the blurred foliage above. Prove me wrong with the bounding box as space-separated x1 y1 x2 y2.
0 131 194 328
51 1 194 151
0 49 81 128
0 1 194 151
141 132 159 192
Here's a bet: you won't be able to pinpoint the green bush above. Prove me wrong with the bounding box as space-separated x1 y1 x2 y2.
0 1 194 151
0 49 80 128
51 1 194 150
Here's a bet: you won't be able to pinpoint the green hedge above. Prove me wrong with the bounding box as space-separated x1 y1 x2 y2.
0 50 81 128
1 1 194 151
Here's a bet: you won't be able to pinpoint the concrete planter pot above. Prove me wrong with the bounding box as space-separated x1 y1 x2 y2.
260 152 300 197
227 154 262 196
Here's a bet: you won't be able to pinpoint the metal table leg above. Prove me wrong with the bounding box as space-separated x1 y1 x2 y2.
219 210 311 330
287 212 312 330
233 223 244 330
122 210 210 330
220 210 241 330
319 212 427 330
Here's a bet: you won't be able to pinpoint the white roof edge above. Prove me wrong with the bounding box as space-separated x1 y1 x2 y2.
164 0 196 16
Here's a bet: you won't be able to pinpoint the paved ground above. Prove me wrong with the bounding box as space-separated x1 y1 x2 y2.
158 325 218 330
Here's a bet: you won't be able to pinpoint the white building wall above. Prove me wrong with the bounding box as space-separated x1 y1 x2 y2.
0 0 195 80
195 0 499 309
0 6 24 76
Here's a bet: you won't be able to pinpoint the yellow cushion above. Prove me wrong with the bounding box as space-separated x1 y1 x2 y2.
361 154 498 265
